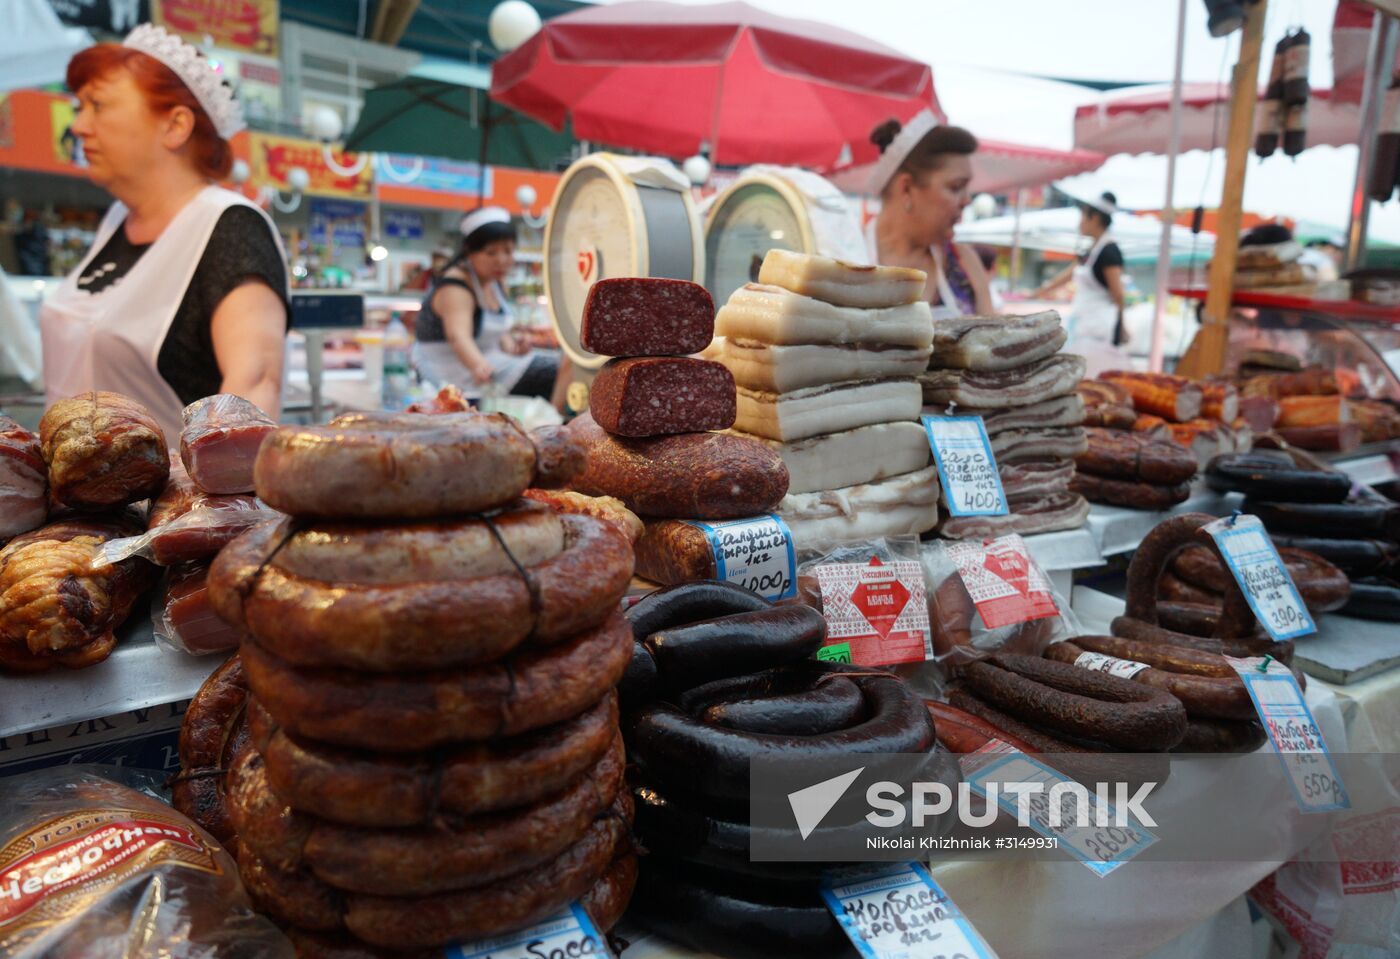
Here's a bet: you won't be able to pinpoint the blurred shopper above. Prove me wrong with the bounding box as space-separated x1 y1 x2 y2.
413 207 559 399
41 26 287 439
865 111 993 318
1033 192 1129 374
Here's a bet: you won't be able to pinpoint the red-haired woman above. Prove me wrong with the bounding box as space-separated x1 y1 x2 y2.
42 25 287 438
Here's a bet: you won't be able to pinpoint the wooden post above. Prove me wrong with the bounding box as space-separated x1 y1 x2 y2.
1176 0 1267 379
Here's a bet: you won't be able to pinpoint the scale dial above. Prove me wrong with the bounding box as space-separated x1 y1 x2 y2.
705 177 814 306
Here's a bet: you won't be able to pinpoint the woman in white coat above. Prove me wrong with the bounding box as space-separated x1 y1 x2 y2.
1033 192 1130 375
42 26 287 440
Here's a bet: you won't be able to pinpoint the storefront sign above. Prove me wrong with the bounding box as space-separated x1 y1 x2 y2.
48 0 150 32
375 154 493 198
154 0 279 56
383 209 425 240
249 132 373 199
308 198 366 248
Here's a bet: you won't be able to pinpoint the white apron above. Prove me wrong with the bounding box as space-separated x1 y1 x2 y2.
40 185 282 443
864 220 967 321
1066 232 1130 376
412 264 531 396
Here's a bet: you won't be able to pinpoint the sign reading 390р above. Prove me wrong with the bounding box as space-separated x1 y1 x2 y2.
922 415 1008 518
1205 514 1316 642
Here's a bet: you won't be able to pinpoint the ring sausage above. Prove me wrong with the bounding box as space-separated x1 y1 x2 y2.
629 666 934 804
213 512 633 672
642 606 827 688
626 580 773 639
1204 452 1351 503
688 670 866 735
1269 533 1399 577
240 608 632 752
1044 637 1256 721
945 688 1094 753
1174 717 1268 753
1171 545 1351 614
1109 616 1294 663
248 693 618 827
236 841 343 932
1124 512 1257 639
925 700 1042 754
1244 497 1400 539
961 653 1187 751
1157 600 1234 638
1159 570 1221 606
171 655 248 846
1341 578 1400 621
254 413 582 519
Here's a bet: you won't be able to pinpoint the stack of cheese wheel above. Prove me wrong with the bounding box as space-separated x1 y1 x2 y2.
920 312 1091 538
564 278 792 587
187 411 638 956
710 250 940 548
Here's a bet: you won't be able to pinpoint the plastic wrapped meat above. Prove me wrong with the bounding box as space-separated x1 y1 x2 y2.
0 415 47 540
180 394 276 495
155 562 242 655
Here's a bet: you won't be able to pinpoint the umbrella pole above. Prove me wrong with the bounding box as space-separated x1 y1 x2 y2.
1010 189 1025 286
1345 12 1398 272
1150 0 1188 374
1177 0 1267 380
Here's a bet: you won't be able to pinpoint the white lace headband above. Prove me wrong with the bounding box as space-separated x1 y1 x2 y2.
867 109 939 196
122 24 244 140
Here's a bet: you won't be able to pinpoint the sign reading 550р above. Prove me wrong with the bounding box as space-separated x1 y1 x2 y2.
922 415 1008 518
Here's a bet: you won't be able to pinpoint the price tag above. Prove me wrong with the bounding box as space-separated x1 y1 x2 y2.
944 535 1058 629
685 514 796 601
821 862 998 959
921 415 1008 518
1205 515 1316 641
964 751 1157 877
1228 657 1350 813
815 558 933 666
446 903 608 959
1073 651 1150 680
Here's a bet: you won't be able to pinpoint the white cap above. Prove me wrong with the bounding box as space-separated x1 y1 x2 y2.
867 110 939 196
460 206 511 239
1078 192 1120 218
122 24 244 140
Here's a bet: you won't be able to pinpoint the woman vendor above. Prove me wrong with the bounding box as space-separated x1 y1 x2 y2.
43 25 288 441
1032 192 1130 374
865 111 994 319
412 207 560 400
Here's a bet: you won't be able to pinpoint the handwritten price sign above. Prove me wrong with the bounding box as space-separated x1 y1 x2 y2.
446 903 608 959
686 514 796 601
1205 515 1316 642
922 416 1008 518
822 863 998 959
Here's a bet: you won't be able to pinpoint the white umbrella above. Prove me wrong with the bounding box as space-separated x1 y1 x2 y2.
0 0 91 93
954 206 1214 264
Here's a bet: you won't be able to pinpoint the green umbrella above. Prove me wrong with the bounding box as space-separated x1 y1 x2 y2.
344 76 577 171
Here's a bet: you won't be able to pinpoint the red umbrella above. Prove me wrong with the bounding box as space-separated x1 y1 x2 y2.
490 0 941 170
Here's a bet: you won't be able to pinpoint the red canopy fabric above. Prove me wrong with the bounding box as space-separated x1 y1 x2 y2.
490 0 942 169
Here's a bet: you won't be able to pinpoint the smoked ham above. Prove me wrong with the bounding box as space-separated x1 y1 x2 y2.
1075 427 1198 484
1097 371 1203 423
0 415 47 540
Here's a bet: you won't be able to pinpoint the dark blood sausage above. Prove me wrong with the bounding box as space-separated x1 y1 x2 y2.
630 858 851 959
1173 717 1268 753
1244 497 1400 540
1204 451 1351 503
211 512 633 672
580 277 715 357
681 667 866 735
589 356 737 437
40 391 169 510
1270 533 1399 577
248 694 619 827
171 655 248 846
1069 472 1192 510
567 412 790 519
240 608 633 752
1045 637 1257 721
926 700 1042 754
180 394 276 495
642 606 827 687
627 579 773 639
1123 512 1258 640
1341 578 1400 621
1074 427 1199 484
253 412 583 519
1171 545 1351 614
961 653 1187 751
630 667 934 804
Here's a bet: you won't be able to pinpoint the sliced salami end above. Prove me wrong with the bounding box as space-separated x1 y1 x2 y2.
590 357 736 437
580 278 715 357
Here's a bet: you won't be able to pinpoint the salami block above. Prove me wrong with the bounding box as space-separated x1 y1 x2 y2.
715 284 933 350
757 249 925 308
567 413 788 519
778 464 941 548
734 378 922 442
711 336 930 393
589 357 736 437
180 394 276 494
580 278 715 357
732 421 930 495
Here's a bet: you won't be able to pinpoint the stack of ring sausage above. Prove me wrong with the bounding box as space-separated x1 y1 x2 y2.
173 412 640 956
620 581 941 959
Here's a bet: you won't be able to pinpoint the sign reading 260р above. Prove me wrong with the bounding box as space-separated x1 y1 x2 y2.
922 415 1008 518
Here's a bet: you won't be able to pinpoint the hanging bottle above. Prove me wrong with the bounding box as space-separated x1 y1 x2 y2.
1370 78 1400 202
1281 28 1311 106
1254 37 1286 159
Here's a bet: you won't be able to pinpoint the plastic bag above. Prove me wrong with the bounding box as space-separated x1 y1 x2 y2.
96 499 277 567
922 533 1080 671
0 766 292 958
152 563 242 656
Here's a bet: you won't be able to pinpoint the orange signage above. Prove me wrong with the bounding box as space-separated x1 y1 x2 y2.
248 133 373 199
154 0 279 57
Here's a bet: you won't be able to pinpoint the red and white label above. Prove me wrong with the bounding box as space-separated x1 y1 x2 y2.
1074 651 1150 680
0 816 215 929
815 557 931 666
945 535 1058 629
